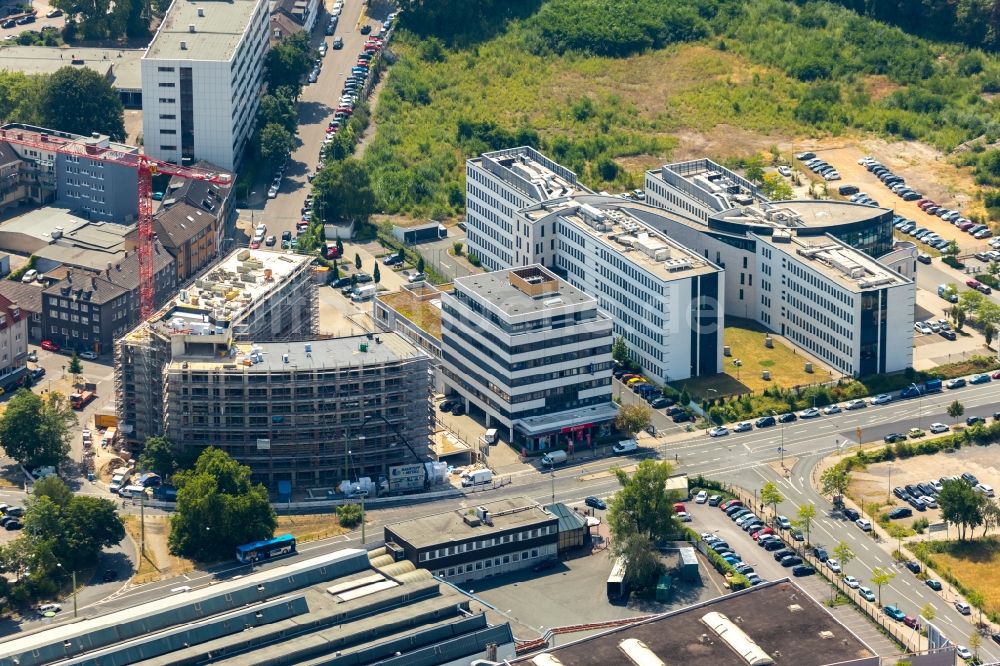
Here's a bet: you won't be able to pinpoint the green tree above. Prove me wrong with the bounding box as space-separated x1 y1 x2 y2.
760 173 794 200
260 123 295 166
258 91 298 134
336 503 363 528
453 241 464 256
336 238 344 256
607 460 677 591
61 495 125 568
990 260 1000 277
615 403 651 436
354 253 362 270
796 502 816 545
0 390 76 468
23 495 63 543
611 335 630 364
833 541 855 574
760 481 784 520
137 436 177 479
32 475 72 508
744 154 765 183
820 465 851 498
67 351 82 378
967 589 986 626
39 68 125 141
947 400 965 418
169 448 277 561
312 159 376 222
264 31 312 96
919 602 936 621
417 256 425 273
373 263 381 284
870 566 896 606
938 478 984 540
970 630 983 659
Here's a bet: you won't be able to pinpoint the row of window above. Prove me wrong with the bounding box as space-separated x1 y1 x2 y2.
432 548 543 578
418 525 555 561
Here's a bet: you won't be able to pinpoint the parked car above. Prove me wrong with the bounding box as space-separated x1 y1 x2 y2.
40 340 59 352
883 605 906 621
859 587 876 602
584 496 606 510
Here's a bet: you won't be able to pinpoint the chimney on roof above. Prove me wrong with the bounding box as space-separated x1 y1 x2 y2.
91 276 97 289
115 263 121 272
106 262 111 277
67 271 72 284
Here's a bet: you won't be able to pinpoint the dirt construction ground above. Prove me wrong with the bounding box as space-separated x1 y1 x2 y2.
793 141 986 253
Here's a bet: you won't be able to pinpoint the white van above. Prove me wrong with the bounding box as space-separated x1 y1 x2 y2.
612 439 638 455
351 284 377 302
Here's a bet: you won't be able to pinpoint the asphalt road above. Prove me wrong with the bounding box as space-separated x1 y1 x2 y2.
41 378 1000 660
249 0 386 243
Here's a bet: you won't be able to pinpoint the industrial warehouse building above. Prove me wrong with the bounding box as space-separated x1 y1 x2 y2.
0 548 516 666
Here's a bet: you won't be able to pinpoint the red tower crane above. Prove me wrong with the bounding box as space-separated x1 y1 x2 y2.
0 127 232 319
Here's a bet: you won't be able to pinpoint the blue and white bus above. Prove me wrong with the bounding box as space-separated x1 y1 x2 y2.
235 534 297 564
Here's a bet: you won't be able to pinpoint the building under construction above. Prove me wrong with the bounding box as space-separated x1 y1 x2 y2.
115 247 434 489
164 333 432 488
115 248 317 452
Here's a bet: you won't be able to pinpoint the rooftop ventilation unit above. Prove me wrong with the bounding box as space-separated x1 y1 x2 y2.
702 611 774 666
858 276 895 289
663 258 694 272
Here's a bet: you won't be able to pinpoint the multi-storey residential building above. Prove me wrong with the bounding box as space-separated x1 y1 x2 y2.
465 147 593 272
385 497 559 584
0 281 42 342
141 0 269 171
164 333 432 488
0 142 25 214
41 240 175 355
116 249 316 446
0 123 141 223
442 266 617 451
269 0 320 42
0 294 28 387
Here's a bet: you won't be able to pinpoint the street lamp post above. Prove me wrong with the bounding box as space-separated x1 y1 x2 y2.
348 447 366 545
772 410 785 467
56 563 77 618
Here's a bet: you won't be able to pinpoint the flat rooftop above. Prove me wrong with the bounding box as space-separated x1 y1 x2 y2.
476 146 592 202
386 496 556 549
526 197 716 280
171 332 428 371
378 285 444 340
150 248 310 332
0 46 143 89
712 200 890 229
654 158 768 212
0 122 138 155
145 0 262 61
0 206 90 242
519 580 875 666
453 265 596 318
757 231 909 292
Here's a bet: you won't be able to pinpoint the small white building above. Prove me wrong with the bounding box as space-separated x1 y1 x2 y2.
141 0 270 171
441 266 617 452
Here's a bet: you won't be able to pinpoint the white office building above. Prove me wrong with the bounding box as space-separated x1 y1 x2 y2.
441 266 618 452
141 0 270 171
466 147 594 272
755 231 914 377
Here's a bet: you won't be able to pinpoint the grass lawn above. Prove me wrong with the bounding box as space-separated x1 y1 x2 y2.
378 290 443 340
723 322 831 394
670 322 833 399
922 538 1000 616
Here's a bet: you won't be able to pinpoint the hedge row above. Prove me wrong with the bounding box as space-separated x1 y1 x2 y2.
843 419 1000 470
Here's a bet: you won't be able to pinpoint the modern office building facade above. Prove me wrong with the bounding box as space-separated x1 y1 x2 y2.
465 146 593 272
441 266 617 451
164 333 432 488
141 0 269 171
115 249 315 446
464 148 723 384
755 231 914 377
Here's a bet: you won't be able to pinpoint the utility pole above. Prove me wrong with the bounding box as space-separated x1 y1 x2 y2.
550 471 555 505
72 570 77 618
140 492 145 558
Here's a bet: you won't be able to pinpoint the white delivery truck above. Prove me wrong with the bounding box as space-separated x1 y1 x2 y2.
351 284 377 301
461 468 493 487
612 439 638 455
541 450 567 467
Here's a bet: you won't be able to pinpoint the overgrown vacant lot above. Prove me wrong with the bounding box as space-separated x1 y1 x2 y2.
370 0 1000 222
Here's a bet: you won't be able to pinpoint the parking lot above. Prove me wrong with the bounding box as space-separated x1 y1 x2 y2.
849 441 1000 535
796 147 982 252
